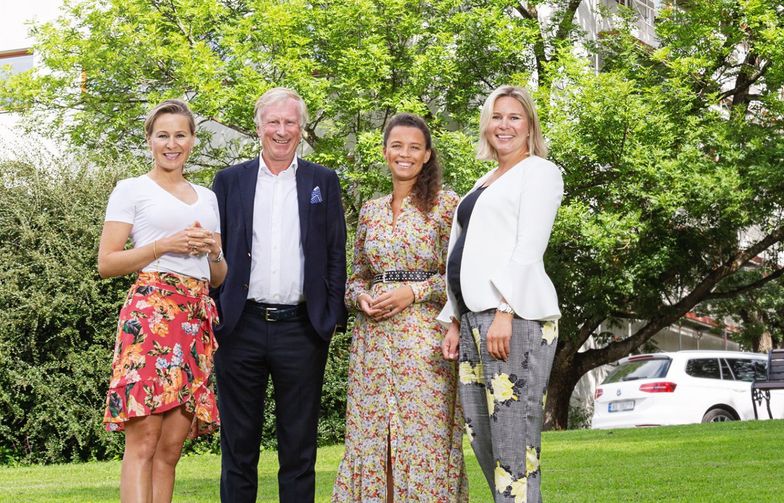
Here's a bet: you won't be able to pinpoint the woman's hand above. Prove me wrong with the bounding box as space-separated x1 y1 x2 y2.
157 228 194 255
442 320 460 360
487 311 513 361
371 285 415 320
358 293 384 319
185 221 218 256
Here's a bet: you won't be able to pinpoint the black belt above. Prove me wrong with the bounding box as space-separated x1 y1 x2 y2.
245 301 307 322
371 270 436 285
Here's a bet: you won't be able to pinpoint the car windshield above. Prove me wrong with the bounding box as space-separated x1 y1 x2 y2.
602 357 672 384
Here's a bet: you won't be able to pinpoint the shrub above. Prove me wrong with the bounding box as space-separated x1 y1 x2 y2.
0 153 353 463
0 155 139 463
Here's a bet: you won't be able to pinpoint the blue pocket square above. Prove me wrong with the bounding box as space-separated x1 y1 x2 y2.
310 186 323 204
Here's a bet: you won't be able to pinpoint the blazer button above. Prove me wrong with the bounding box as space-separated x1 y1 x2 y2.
242 283 249 289
247 252 251 257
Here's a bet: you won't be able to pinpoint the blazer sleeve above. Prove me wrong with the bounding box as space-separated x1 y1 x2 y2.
490 160 563 318
325 169 348 329
210 170 228 298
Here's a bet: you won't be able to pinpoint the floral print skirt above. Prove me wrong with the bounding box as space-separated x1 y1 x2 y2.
103 272 220 437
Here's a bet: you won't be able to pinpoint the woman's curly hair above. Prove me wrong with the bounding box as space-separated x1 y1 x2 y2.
383 113 443 216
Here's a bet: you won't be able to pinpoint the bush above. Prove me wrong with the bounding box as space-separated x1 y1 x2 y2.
0 155 140 463
567 403 594 430
0 154 354 463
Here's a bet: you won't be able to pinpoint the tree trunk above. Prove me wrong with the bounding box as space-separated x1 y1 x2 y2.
545 347 583 430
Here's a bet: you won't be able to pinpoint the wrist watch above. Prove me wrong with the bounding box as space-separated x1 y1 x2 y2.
497 302 514 315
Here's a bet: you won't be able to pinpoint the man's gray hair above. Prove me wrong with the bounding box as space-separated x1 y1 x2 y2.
253 87 309 129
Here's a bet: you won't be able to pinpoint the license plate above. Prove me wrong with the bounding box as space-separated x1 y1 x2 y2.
608 400 635 412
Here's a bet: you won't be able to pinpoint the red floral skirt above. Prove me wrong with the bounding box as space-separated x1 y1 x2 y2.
103 272 220 437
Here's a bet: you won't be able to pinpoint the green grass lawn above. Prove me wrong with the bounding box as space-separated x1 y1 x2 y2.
3 420 784 502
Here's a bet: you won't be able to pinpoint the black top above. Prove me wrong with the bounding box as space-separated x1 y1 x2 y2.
447 186 488 317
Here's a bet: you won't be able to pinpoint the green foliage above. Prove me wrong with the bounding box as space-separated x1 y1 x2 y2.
0 154 138 463
3 0 784 438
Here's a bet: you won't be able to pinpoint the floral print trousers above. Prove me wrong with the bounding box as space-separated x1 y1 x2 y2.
458 311 558 503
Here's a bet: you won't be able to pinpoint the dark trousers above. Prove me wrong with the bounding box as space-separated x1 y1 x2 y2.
215 305 329 503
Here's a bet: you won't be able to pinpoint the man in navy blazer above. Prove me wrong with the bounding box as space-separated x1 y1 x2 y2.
211 87 347 503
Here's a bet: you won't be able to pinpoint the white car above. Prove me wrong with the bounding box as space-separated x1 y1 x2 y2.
591 350 783 429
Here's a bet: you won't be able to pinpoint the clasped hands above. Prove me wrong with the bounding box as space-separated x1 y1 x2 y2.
358 285 415 321
161 221 220 258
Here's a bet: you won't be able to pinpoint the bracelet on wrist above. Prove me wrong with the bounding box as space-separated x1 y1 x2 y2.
209 249 224 263
497 302 514 315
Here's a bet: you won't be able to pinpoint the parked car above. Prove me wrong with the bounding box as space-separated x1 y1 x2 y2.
591 350 783 429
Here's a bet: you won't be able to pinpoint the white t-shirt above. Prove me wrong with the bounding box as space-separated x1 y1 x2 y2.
104 174 220 280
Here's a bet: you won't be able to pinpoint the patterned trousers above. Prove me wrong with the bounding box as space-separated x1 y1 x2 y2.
458 311 558 503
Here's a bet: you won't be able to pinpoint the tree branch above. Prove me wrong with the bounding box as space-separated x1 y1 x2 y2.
515 2 546 81
206 118 254 138
705 266 784 301
554 0 583 44
719 58 770 102
575 224 784 373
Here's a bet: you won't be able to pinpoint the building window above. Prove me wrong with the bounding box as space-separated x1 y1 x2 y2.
616 0 658 47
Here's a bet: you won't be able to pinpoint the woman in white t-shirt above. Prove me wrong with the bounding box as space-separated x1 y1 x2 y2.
97 99 227 503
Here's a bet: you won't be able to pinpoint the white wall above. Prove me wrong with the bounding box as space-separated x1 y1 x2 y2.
1 0 63 52
1 1 65 159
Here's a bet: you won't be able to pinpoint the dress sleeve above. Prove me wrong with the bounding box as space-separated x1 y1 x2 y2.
490 160 563 317
104 179 135 224
437 196 462 326
410 191 460 305
345 202 373 310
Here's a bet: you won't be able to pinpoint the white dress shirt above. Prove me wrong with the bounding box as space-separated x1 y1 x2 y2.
248 157 306 304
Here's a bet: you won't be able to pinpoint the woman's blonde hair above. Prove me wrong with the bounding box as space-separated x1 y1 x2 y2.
143 99 196 138
476 85 547 161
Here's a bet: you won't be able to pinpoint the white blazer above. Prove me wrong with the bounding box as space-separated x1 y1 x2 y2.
437 155 563 324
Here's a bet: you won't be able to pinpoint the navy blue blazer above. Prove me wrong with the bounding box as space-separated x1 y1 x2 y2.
211 156 348 341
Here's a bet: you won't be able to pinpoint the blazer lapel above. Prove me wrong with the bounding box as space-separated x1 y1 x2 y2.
296 159 314 246
241 157 260 250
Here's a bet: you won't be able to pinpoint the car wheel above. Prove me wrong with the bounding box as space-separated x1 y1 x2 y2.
701 408 735 423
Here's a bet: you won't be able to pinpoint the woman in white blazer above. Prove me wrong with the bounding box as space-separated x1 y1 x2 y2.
440 85 563 503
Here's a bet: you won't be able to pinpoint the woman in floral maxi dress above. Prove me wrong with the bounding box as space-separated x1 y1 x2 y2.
333 113 468 502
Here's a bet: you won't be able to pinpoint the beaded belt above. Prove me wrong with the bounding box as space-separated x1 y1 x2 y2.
371 270 436 285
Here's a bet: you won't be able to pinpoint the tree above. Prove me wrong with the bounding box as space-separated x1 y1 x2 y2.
541 0 784 427
2 0 784 435
697 265 784 352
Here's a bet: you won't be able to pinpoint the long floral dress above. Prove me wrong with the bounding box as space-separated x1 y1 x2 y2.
332 191 468 502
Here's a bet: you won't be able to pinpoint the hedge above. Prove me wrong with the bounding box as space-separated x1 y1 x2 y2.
0 155 351 464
